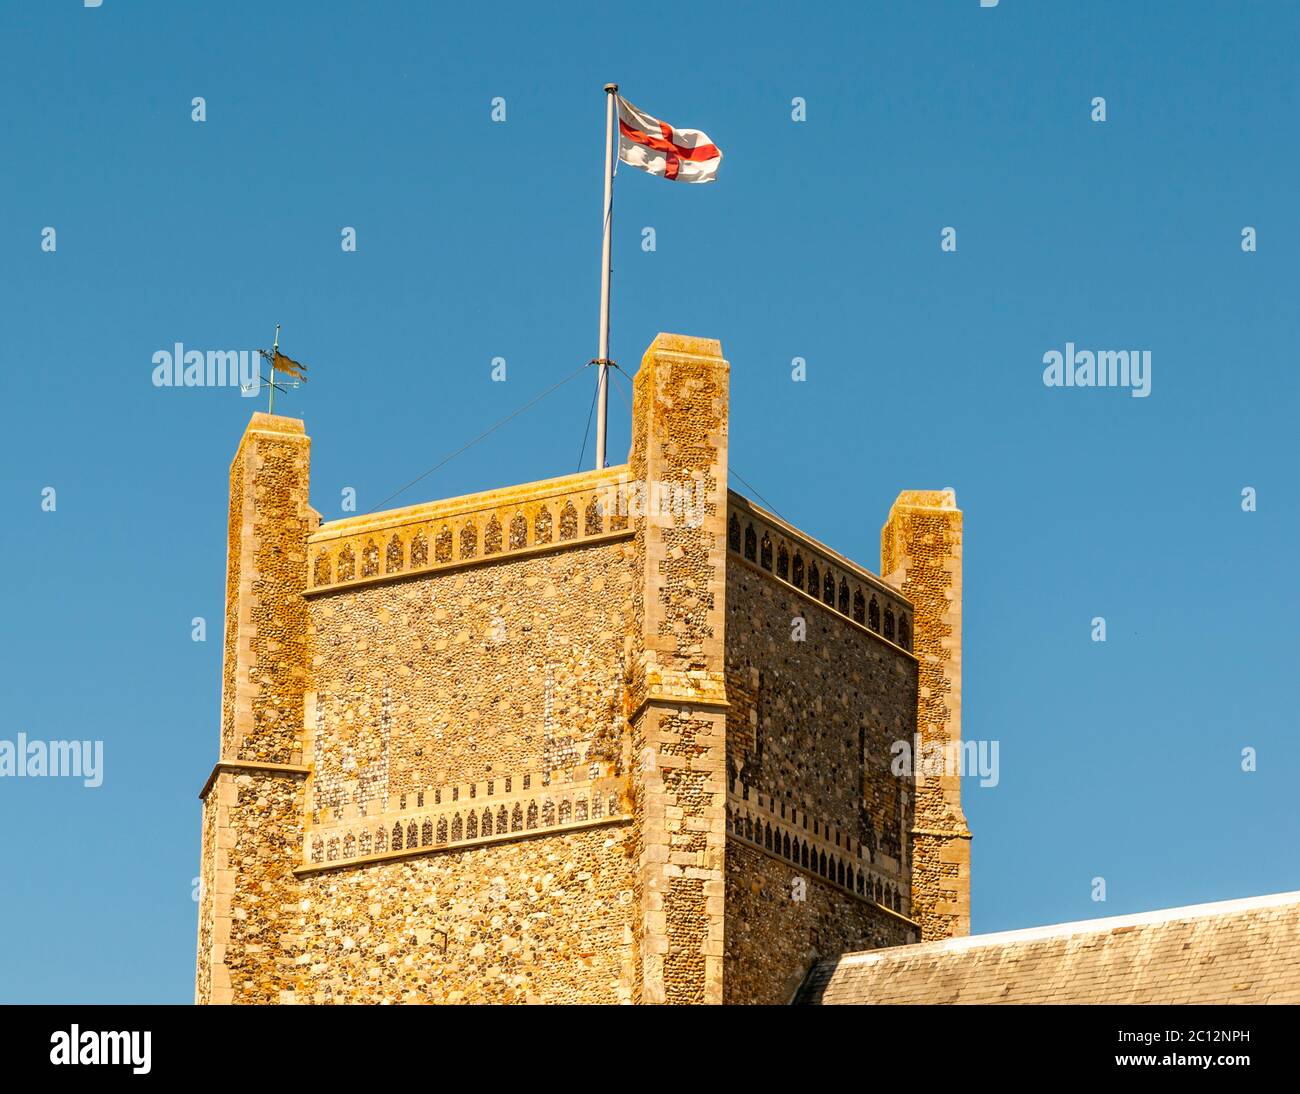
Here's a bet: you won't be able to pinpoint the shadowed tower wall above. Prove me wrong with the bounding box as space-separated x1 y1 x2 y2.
720 498 923 1002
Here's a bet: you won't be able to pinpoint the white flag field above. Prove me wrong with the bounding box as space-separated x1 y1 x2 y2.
617 96 722 183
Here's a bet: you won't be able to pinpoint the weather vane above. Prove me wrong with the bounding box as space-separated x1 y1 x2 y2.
254 323 308 414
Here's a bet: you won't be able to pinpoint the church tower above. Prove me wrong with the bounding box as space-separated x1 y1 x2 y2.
195 336 968 1003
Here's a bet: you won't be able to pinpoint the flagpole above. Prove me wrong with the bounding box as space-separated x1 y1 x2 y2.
268 323 280 415
595 83 618 470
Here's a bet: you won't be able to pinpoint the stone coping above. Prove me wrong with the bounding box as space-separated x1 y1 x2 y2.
312 464 631 544
728 491 912 608
626 691 730 726
199 759 311 801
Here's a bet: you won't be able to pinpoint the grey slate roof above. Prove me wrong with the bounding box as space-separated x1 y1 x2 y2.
797 891 1300 1004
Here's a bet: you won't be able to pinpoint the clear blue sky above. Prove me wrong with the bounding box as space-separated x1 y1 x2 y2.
2 1 1296 1003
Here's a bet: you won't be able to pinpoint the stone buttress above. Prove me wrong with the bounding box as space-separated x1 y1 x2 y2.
195 413 315 1004
625 334 730 1003
881 490 970 940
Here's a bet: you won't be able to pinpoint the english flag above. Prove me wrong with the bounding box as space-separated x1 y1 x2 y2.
617 96 722 183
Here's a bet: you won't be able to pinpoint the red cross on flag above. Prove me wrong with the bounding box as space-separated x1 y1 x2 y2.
617 96 722 183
